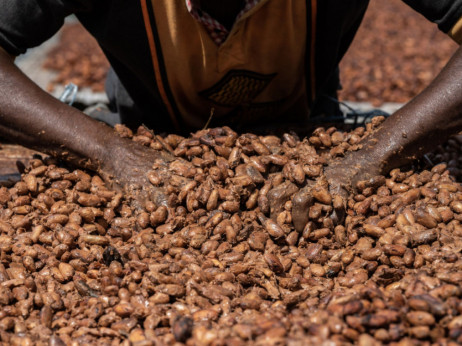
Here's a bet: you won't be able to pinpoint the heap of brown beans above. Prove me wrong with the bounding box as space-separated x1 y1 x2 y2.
0 117 461 345
43 23 109 93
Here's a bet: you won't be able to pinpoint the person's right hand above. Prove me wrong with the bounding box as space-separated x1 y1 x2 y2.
99 135 174 209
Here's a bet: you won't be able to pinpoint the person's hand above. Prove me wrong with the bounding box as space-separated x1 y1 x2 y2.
286 155 357 232
322 159 356 226
323 158 357 200
289 148 381 232
323 149 387 224
99 136 173 209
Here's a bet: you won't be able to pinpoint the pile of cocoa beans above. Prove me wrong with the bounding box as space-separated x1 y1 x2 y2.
0 117 461 345
43 23 109 93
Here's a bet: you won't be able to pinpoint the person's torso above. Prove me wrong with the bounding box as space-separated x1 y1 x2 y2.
78 0 369 132
146 0 308 129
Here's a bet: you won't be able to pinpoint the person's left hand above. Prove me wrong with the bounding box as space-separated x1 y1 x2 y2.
290 150 381 232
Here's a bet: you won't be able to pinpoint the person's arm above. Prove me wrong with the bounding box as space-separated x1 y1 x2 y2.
0 46 113 167
288 43 462 228
0 46 171 204
325 43 462 192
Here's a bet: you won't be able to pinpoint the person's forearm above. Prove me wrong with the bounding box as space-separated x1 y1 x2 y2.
352 44 462 175
0 46 120 170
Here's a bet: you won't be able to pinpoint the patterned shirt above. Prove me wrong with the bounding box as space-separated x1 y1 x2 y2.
185 0 262 45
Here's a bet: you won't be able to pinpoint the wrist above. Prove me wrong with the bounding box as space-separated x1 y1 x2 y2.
97 128 131 170
65 119 123 172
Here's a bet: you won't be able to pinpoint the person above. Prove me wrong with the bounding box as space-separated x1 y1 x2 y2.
0 0 462 208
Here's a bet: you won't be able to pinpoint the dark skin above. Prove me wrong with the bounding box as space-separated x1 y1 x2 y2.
325 43 462 192
290 44 462 228
0 47 172 207
1 2 462 218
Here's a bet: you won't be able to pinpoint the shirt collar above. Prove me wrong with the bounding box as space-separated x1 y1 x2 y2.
185 0 263 45
186 0 263 23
